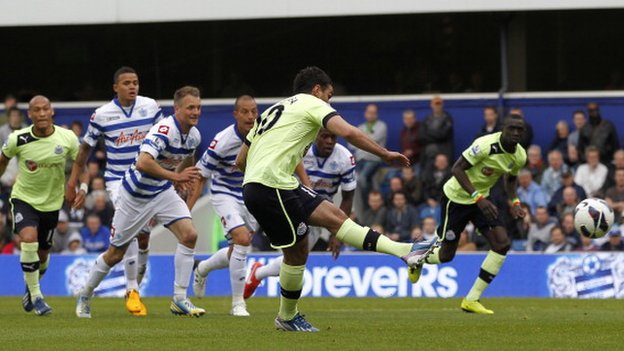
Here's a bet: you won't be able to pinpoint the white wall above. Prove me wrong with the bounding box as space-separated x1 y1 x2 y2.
1 0 623 27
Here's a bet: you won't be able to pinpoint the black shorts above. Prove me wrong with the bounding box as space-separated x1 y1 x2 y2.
10 198 59 250
436 193 503 242
243 182 325 249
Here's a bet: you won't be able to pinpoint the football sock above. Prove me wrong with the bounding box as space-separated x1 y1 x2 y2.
21 242 42 299
255 256 283 280
230 244 250 305
278 263 304 320
137 248 149 285
466 250 506 301
124 239 139 291
336 219 412 257
173 243 194 301
39 255 50 278
197 247 229 277
424 247 442 264
83 253 112 296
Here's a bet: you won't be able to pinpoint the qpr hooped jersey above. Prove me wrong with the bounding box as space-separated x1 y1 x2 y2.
83 96 163 185
197 124 246 202
122 116 201 199
302 143 357 200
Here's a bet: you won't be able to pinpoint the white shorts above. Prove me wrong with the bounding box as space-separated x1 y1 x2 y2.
107 180 153 235
211 194 258 244
110 186 191 247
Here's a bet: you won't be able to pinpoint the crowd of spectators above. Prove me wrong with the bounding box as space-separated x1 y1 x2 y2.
0 94 114 255
349 97 624 253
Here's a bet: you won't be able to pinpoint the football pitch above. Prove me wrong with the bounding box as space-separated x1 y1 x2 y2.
3 297 621 350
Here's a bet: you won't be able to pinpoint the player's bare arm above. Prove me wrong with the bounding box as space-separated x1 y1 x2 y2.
186 176 206 210
0 151 10 176
295 162 311 187
66 142 93 208
325 115 409 167
135 152 201 184
235 143 249 172
504 174 525 219
452 156 498 220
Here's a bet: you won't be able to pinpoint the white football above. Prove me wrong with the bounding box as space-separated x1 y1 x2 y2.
574 198 614 238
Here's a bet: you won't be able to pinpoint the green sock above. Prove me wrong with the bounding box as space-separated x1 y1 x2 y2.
39 255 50 279
336 219 412 257
466 250 506 301
20 242 42 299
424 247 441 264
278 263 305 320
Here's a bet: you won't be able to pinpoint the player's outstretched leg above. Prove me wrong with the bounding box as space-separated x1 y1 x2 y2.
244 256 282 299
229 244 251 316
193 247 229 298
76 251 118 318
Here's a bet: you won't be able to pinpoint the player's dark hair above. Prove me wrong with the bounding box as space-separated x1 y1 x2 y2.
234 94 255 110
504 113 524 127
174 86 201 105
293 66 333 94
113 66 137 83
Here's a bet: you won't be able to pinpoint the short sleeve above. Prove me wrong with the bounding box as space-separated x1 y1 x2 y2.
83 112 102 147
510 149 527 176
340 152 357 192
68 134 80 161
140 131 168 159
461 138 489 166
1 131 17 158
305 97 338 127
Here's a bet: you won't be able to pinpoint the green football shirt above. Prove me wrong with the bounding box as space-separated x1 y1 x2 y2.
2 125 80 212
244 93 338 189
443 132 527 204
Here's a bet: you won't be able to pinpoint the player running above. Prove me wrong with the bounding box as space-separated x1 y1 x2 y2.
0 96 81 315
244 128 356 298
67 66 162 316
409 114 527 314
76 86 205 318
186 95 259 317
237 66 436 332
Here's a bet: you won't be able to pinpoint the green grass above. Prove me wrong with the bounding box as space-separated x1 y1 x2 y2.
3 297 621 350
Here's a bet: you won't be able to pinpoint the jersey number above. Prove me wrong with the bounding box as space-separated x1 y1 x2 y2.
255 105 284 136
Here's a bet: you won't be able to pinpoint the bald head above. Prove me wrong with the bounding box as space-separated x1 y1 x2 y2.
29 95 50 109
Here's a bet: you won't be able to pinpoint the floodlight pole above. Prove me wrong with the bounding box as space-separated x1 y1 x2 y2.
498 15 510 116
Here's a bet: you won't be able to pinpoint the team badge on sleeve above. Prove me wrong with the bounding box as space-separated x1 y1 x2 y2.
158 125 170 135
209 139 218 149
469 144 481 157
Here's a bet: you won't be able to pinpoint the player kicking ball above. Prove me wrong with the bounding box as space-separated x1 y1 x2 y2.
409 114 527 314
244 128 356 298
237 66 436 332
76 86 205 318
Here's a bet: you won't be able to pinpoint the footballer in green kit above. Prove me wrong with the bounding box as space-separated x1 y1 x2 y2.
0 95 83 316
410 114 528 314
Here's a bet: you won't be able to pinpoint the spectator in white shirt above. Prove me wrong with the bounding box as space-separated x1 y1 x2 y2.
574 146 608 197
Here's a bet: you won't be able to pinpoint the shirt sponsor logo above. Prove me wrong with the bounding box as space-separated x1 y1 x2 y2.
481 167 494 176
25 160 38 171
115 129 148 146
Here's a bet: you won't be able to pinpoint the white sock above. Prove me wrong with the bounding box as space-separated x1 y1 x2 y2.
137 248 149 285
197 247 229 277
124 239 139 291
174 243 195 301
230 244 251 305
83 254 112 296
255 256 283 280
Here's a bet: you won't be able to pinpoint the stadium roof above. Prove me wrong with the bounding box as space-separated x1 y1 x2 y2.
2 0 624 27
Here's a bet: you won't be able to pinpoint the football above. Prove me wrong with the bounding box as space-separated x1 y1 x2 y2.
574 198 615 238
